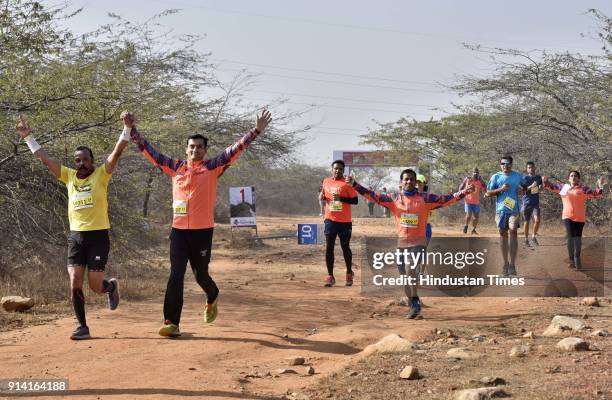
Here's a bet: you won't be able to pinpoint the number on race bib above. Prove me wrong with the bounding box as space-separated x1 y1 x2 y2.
400 213 419 228
73 191 93 210
503 197 516 210
173 200 188 215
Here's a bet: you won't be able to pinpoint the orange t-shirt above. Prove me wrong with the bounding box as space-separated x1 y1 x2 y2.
322 177 358 223
545 182 603 223
463 178 485 205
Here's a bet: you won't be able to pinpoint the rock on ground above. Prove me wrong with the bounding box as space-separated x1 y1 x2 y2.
556 337 590 352
455 387 508 400
362 333 417 356
1 296 35 312
542 315 586 337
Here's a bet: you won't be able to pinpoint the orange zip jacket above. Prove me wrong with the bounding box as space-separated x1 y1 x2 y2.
354 183 466 247
130 127 260 229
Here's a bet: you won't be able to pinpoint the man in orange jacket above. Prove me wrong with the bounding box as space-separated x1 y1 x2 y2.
129 110 272 337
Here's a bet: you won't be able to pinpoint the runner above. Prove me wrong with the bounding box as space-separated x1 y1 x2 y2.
459 167 487 234
485 155 526 276
543 172 606 270
16 114 129 340
521 161 543 246
347 169 473 318
320 160 359 287
416 174 432 244
318 180 326 216
367 187 376 217
128 109 272 337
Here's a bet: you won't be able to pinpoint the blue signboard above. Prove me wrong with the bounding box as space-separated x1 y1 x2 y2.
298 223 324 245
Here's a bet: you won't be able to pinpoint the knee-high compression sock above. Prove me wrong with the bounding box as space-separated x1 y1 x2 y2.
72 288 86 327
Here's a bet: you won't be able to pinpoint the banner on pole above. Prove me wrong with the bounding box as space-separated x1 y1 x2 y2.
229 186 256 227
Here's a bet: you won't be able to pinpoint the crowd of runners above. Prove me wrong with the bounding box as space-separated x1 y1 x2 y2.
15 109 606 337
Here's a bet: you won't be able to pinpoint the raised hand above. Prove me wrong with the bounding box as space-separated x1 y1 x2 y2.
256 109 272 133
120 111 135 128
501 183 510 192
16 115 32 139
345 176 356 187
597 176 606 189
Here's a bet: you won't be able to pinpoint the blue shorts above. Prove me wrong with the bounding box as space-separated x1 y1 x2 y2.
465 203 480 214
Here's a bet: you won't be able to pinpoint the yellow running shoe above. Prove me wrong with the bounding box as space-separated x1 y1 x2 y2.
158 320 181 337
204 296 219 323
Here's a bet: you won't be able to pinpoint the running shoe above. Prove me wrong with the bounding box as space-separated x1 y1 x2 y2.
463 225 468 234
408 297 422 319
502 263 510 276
508 264 517 276
531 236 539 246
524 238 531 247
70 325 91 340
345 271 354 287
204 296 219 323
567 262 576 269
159 320 181 337
324 275 336 287
574 257 583 270
107 278 120 310
471 229 478 235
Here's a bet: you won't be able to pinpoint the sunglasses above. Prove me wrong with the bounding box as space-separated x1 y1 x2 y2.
500 161 512 165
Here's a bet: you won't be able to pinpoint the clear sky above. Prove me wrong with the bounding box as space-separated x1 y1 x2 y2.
49 0 610 166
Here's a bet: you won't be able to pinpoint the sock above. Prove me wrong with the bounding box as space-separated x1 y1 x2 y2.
72 288 86 327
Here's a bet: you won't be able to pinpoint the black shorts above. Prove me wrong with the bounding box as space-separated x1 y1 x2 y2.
522 204 540 220
67 230 110 271
324 219 352 241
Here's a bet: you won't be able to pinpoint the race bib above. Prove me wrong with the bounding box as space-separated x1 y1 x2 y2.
173 200 188 215
503 197 516 210
400 213 419 228
73 190 93 210
328 187 342 212
530 186 539 194
329 201 343 212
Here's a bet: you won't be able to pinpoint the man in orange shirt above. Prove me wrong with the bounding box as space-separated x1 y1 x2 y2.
129 110 272 337
319 160 359 287
459 167 486 235
347 169 473 318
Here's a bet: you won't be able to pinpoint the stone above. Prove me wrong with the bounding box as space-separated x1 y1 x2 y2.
1 296 35 312
590 329 611 337
580 297 600 307
362 333 418 356
509 345 530 357
446 348 482 360
306 366 315 375
455 387 508 400
399 366 420 380
276 369 298 374
287 357 305 366
556 337 590 352
542 315 586 337
480 376 506 386
522 331 536 339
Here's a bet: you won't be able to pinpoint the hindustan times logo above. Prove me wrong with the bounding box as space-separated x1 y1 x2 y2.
372 248 486 270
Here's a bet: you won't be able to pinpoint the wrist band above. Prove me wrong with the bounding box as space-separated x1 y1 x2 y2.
120 127 131 142
24 136 41 154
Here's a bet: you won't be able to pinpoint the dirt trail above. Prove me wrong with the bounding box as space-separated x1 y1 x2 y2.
0 216 608 399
